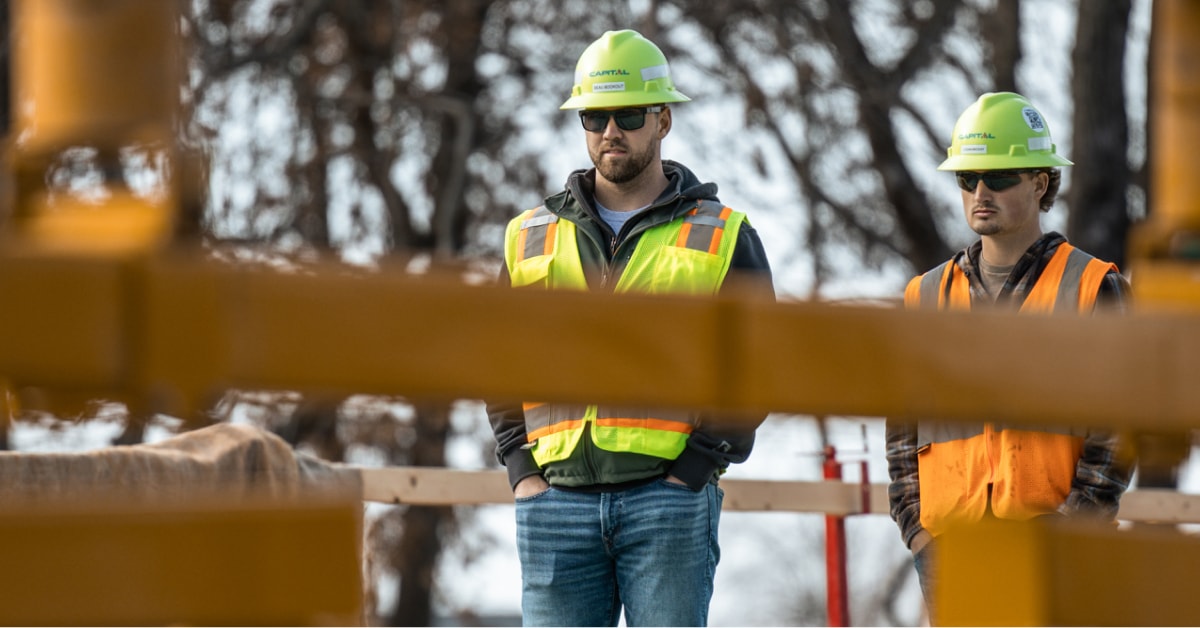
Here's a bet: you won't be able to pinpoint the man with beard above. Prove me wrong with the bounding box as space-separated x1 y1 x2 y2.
886 92 1133 624
488 29 774 627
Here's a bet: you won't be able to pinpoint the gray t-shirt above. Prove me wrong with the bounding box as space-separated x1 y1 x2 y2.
595 200 650 237
978 257 1014 301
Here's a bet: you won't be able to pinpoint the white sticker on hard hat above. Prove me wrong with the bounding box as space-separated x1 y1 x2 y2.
593 82 626 93
961 144 988 155
642 64 670 81
1021 107 1046 132
1028 136 1051 151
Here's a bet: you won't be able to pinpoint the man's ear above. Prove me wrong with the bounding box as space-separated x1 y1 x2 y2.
1033 171 1048 197
658 107 672 139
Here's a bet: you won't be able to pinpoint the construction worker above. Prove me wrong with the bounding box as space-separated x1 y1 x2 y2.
487 29 774 627
885 91 1134 622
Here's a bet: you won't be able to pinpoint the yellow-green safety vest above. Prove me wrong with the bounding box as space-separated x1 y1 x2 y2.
503 201 746 466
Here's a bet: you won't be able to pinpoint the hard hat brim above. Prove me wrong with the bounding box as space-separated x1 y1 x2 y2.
937 152 1074 171
560 90 691 110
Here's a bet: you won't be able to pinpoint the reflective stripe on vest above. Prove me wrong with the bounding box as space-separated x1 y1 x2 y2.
904 242 1118 535
614 204 739 295
505 201 746 466
505 207 587 290
522 403 699 462
904 243 1116 314
1021 243 1119 314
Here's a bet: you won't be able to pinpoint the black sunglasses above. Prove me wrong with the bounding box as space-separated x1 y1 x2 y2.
955 170 1037 193
579 106 664 133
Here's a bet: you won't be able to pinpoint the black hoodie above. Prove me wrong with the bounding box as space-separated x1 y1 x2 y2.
488 160 775 491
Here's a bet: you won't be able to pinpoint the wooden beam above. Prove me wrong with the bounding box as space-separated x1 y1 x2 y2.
357 467 1200 523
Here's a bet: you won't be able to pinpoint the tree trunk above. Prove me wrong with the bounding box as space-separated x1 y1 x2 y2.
423 0 489 257
1067 0 1133 268
386 403 451 627
986 0 1021 93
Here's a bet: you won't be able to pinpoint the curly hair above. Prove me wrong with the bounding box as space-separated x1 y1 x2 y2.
1038 168 1061 212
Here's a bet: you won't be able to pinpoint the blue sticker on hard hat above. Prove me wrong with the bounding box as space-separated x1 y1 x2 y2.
1021 107 1045 133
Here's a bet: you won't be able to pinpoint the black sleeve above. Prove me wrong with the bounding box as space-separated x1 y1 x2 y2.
886 419 926 548
669 221 775 490
1095 270 1131 314
487 400 542 490
495 263 513 288
669 414 764 490
487 264 539 490
722 220 776 300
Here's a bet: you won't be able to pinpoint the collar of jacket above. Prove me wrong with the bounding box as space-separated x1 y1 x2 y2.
958 231 1067 282
545 160 721 233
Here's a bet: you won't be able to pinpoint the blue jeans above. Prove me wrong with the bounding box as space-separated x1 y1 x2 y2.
515 479 723 627
912 537 938 624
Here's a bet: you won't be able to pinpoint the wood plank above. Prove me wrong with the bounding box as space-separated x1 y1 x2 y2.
358 467 1200 522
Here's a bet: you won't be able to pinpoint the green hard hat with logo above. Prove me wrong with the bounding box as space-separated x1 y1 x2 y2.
937 92 1073 171
560 29 691 110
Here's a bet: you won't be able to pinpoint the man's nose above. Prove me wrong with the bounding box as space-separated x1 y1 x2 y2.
602 117 623 137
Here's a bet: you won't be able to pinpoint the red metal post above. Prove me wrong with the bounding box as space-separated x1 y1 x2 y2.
859 425 871 515
823 444 850 627
860 458 871 515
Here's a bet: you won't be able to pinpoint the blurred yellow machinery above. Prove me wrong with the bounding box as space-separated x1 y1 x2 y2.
1 0 1199 625
0 494 363 626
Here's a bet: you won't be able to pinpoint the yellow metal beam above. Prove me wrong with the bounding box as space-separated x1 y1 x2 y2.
2 249 1199 429
0 251 130 391
0 493 363 626
1129 0 1200 304
938 519 1200 626
10 0 178 158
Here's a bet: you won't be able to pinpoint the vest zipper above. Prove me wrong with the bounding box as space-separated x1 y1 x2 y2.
576 221 614 290
984 422 996 486
581 422 600 482
599 235 619 289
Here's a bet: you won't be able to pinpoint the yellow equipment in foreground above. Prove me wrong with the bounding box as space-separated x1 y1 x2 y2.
0 496 363 626
2 0 1200 626
938 520 1200 626
0 423 364 626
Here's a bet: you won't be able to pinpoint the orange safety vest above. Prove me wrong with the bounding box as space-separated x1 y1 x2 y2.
904 242 1118 536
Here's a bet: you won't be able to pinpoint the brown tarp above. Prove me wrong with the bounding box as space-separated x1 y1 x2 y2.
0 422 361 503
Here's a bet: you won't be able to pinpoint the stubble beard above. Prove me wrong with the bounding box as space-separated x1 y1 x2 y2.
971 220 1002 237
969 202 1003 236
592 142 656 184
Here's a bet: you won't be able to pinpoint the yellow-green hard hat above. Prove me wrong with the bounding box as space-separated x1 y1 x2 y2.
937 92 1073 171
560 30 691 110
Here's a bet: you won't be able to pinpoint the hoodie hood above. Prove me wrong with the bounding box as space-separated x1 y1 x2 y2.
552 159 720 215
662 159 720 204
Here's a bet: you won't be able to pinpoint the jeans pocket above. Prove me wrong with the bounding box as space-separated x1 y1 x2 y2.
656 477 703 493
514 486 554 504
